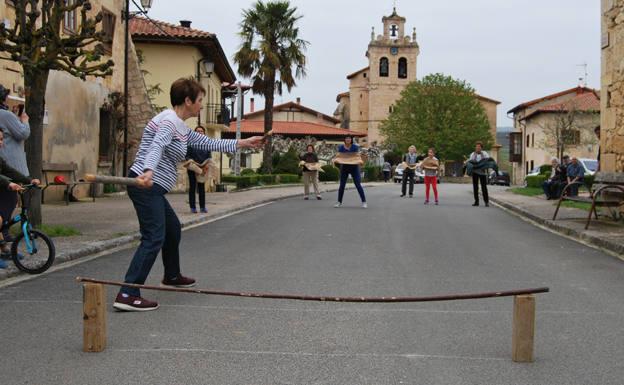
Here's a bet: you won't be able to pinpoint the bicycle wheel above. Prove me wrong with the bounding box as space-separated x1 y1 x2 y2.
11 229 56 274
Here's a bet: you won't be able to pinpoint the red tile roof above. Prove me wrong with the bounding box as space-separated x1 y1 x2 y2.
130 17 214 40
244 101 340 125
225 121 367 138
507 86 597 114
522 89 600 121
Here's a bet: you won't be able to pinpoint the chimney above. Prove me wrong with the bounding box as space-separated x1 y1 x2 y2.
296 97 301 104
180 20 192 28
250 98 255 113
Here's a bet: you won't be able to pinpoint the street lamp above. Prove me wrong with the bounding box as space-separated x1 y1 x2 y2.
122 0 153 177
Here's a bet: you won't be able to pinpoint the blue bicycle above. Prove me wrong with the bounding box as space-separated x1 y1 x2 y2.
1 185 55 274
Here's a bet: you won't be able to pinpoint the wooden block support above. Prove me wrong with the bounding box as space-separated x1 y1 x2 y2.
83 283 107 353
512 294 535 363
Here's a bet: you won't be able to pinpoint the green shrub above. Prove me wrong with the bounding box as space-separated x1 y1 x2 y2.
319 165 340 181
363 164 382 182
103 184 117 194
241 168 256 176
526 175 547 188
221 175 238 183
584 174 595 190
275 148 301 175
539 164 552 176
383 150 403 166
258 174 277 185
276 174 300 184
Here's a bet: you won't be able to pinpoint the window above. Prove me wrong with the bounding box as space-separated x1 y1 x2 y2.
562 129 580 145
509 132 522 163
379 57 389 77
526 162 529 175
101 8 116 55
63 0 77 33
363 73 367 78
398 57 408 79
389 106 394 113
98 109 113 162
530 160 534 171
531 133 534 148
526 135 530 148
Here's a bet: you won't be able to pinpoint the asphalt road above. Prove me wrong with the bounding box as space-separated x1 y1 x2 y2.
0 183 623 385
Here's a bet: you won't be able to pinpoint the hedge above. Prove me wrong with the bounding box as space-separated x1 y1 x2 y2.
222 173 298 189
526 175 547 188
276 174 300 184
319 165 340 181
363 165 382 182
241 168 256 176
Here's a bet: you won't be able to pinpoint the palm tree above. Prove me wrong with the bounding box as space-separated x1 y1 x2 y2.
234 0 308 173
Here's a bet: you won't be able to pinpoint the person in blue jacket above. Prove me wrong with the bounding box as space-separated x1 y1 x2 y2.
333 136 367 208
186 125 211 213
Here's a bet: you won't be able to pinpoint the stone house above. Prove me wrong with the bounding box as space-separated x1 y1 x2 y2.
507 87 600 184
129 16 236 191
0 1 153 201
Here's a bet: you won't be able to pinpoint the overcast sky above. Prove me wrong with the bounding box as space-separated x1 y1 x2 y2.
144 0 600 127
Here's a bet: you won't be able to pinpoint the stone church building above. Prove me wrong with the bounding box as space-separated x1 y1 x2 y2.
334 8 501 159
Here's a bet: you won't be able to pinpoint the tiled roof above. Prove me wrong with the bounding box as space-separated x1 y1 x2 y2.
244 101 340 124
225 121 367 138
522 89 600 121
130 17 214 40
507 86 597 114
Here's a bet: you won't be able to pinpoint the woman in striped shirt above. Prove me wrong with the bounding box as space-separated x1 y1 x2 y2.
113 78 263 312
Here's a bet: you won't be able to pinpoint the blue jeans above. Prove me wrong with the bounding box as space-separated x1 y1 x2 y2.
338 164 366 203
121 175 181 297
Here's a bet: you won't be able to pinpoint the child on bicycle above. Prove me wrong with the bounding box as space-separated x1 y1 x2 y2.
0 129 40 267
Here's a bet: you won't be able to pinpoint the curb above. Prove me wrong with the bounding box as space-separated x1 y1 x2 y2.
489 195 624 259
0 184 379 282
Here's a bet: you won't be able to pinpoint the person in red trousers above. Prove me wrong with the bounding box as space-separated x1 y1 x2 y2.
421 148 440 205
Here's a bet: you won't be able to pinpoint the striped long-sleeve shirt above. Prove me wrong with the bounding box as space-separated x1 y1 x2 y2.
130 109 237 192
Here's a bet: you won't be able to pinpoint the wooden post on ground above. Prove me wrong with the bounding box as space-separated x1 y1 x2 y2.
83 283 107 353
512 294 535 362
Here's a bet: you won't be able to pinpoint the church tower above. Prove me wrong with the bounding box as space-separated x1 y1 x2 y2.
366 7 419 144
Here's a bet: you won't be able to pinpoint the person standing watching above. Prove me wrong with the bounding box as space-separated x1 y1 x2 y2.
333 136 367 208
468 142 490 207
382 160 391 183
401 145 418 198
186 125 211 214
300 144 322 200
422 148 440 205
594 125 601 172
0 84 29 245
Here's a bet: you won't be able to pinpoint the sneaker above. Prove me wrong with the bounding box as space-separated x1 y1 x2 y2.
316 195 322 200
200 208 207 214
190 208 198 214
162 274 196 288
424 200 429 205
361 202 368 209
435 201 439 205
113 292 159 312
304 196 309 200
485 202 490 207
400 194 405 198
334 202 342 208
472 202 479 207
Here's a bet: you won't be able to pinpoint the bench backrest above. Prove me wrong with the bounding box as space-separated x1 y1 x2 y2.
42 162 79 183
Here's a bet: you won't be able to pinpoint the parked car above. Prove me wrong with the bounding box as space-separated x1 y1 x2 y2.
489 170 510 186
578 158 598 176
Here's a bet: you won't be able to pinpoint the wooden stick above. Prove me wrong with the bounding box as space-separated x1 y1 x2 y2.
76 277 549 303
512 294 535 362
84 174 152 188
83 283 107 353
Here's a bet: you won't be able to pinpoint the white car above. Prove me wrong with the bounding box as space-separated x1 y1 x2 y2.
393 164 439 184
578 158 598 176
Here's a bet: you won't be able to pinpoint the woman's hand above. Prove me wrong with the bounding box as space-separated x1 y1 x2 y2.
238 136 265 149
137 170 154 189
8 183 23 192
20 112 29 124
30 179 41 186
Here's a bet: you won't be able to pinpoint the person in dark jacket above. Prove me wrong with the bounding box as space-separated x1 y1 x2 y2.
467 142 491 207
0 129 40 267
186 126 211 213
542 157 565 199
401 145 418 198
300 144 321 200
333 136 367 208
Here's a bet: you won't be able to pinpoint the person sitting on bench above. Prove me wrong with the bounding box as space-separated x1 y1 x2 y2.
565 156 585 197
542 157 566 200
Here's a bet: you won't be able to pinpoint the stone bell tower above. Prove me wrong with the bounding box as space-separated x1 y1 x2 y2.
366 7 419 145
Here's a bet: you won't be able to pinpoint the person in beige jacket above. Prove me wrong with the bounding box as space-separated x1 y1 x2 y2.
300 145 322 200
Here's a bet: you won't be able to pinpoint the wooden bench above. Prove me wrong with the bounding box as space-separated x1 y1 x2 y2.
553 172 624 229
42 162 96 205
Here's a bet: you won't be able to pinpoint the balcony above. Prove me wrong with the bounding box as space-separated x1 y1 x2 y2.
204 103 231 129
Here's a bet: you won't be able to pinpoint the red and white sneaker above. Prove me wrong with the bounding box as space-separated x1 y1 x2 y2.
161 274 196 288
113 292 159 312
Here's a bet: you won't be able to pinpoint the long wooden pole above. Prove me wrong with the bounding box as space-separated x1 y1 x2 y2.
76 277 548 303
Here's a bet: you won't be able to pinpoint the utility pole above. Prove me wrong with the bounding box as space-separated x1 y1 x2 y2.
234 81 242 176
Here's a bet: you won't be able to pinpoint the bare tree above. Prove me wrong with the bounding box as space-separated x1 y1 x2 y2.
538 102 599 161
0 0 113 225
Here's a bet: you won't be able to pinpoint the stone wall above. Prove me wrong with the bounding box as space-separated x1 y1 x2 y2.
601 0 624 172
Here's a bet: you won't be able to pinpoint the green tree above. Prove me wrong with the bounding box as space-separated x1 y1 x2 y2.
0 0 113 225
380 73 493 162
234 0 308 173
274 146 300 175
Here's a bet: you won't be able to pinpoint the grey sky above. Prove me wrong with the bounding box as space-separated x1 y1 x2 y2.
145 0 600 127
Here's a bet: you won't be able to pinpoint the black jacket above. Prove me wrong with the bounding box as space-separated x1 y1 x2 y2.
0 156 31 190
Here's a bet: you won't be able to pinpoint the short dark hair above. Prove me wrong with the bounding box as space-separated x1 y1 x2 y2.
428 147 435 153
195 125 206 133
306 144 315 152
170 78 206 107
475 141 483 147
563 155 570 159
